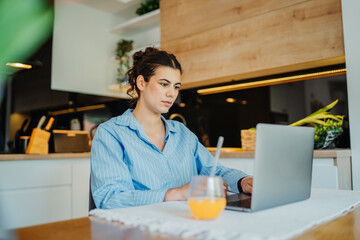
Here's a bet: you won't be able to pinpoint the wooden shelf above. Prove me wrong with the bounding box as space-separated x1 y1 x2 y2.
79 0 141 13
108 84 131 99
110 9 160 35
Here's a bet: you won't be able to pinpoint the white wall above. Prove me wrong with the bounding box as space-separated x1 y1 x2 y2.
341 0 360 190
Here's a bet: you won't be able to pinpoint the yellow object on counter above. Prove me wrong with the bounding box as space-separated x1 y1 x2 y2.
25 128 51 154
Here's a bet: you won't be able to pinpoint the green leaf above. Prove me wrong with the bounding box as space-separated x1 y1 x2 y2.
307 99 338 117
289 99 343 127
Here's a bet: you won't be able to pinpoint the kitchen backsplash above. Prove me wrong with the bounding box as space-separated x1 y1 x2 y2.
168 74 349 148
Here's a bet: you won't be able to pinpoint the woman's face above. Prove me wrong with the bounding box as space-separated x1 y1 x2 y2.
137 66 181 114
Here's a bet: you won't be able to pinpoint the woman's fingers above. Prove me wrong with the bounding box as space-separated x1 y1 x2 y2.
223 180 229 196
241 177 253 194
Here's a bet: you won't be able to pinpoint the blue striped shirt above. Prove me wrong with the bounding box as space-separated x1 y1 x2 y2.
90 109 249 209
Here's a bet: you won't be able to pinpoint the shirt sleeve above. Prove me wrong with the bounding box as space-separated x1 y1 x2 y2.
90 125 167 209
193 134 251 193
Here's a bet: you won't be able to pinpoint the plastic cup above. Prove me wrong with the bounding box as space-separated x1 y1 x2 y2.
187 175 226 220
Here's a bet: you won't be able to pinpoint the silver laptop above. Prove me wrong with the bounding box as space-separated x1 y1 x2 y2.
226 123 315 212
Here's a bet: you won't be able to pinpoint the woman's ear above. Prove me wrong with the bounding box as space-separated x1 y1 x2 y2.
136 75 146 90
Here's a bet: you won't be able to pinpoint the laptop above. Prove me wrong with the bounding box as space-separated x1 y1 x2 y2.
226 123 315 212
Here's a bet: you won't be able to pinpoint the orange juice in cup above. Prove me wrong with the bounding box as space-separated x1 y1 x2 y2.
188 197 226 219
188 176 226 220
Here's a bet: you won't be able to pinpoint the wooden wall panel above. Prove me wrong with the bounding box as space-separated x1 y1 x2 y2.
161 0 307 41
160 0 345 89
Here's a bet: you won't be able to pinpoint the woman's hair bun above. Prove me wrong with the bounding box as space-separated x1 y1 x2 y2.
144 47 159 53
132 50 145 65
133 47 160 65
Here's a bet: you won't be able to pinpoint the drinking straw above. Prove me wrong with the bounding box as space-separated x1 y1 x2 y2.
210 136 224 177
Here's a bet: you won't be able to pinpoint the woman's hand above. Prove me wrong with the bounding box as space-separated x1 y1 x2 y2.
164 183 190 201
240 177 253 194
164 180 230 201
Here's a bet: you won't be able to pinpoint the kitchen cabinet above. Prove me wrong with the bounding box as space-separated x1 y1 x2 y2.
0 154 90 229
160 0 345 89
216 149 352 190
220 158 339 189
52 0 159 98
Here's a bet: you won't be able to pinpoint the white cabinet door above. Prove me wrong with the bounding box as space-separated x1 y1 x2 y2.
71 159 91 218
0 158 90 229
311 158 338 189
0 187 71 229
219 158 339 189
0 160 72 228
0 160 71 190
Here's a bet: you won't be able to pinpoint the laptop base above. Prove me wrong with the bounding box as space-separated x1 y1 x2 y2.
225 193 252 212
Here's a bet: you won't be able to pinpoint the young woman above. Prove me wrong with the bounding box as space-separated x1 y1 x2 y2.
90 48 253 209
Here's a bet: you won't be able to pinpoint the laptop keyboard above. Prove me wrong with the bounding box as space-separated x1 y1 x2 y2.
227 198 252 208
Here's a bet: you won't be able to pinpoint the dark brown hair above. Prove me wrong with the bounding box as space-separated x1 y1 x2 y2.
126 47 182 106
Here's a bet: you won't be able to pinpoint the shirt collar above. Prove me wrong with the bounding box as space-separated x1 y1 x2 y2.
114 109 138 130
160 114 177 134
115 109 177 134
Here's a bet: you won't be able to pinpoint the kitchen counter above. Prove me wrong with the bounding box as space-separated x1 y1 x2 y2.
0 148 351 161
0 152 91 161
207 148 351 158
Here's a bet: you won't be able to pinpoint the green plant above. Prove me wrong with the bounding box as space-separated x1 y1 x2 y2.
289 100 343 127
136 0 159 16
115 39 133 85
290 99 344 149
314 119 343 149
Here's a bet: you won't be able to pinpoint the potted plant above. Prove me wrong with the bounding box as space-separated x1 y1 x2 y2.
289 99 344 149
115 39 133 87
136 0 160 16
